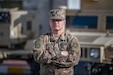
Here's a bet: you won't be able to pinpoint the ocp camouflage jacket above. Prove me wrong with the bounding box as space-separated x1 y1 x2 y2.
33 31 81 75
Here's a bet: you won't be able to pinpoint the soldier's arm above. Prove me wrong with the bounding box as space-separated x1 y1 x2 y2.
32 35 56 64
52 37 81 68
67 37 81 66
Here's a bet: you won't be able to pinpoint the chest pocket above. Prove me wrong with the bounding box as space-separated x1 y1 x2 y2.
46 43 53 50
59 41 68 51
44 35 69 51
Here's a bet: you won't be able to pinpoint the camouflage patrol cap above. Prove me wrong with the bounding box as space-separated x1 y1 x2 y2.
49 9 66 20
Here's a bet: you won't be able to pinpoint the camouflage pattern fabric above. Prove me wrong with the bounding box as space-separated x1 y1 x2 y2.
33 31 81 75
49 9 66 20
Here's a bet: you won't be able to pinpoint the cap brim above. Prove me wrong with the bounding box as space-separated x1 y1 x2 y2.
49 17 65 20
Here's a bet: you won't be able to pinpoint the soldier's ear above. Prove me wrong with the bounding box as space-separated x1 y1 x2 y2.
63 20 66 25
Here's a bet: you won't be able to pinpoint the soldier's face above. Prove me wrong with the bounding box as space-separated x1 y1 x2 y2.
49 19 66 31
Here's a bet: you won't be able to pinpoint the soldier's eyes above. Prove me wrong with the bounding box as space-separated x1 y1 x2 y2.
52 19 63 21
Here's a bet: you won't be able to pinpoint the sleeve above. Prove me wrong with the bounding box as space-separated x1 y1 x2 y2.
32 35 57 64
52 37 81 68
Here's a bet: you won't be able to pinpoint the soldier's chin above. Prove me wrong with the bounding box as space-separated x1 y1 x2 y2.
53 28 59 31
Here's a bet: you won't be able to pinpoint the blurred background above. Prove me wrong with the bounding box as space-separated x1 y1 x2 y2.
0 0 113 75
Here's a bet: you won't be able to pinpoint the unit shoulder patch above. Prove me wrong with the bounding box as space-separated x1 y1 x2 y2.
72 42 78 48
70 37 80 53
35 42 41 48
33 36 44 51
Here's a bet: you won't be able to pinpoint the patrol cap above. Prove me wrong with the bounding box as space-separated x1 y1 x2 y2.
49 9 66 20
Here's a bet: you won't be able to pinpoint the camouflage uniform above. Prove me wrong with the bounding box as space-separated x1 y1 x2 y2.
32 9 81 75
33 31 81 75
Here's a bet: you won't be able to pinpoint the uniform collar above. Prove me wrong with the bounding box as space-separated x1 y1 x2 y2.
50 32 66 42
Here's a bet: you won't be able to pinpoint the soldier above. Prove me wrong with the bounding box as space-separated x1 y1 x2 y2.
32 9 81 75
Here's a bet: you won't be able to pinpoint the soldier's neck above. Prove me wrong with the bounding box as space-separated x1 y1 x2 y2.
52 30 64 36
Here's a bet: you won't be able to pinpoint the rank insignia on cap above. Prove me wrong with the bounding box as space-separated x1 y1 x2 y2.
49 9 66 20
